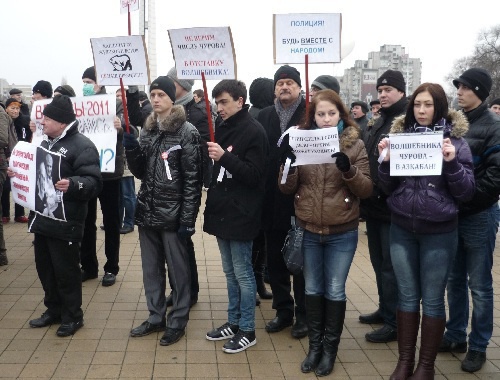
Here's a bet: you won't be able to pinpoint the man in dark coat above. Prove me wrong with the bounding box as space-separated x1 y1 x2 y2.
257 65 307 339
204 79 268 353
360 70 408 343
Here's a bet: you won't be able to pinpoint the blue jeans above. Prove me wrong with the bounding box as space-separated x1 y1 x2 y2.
217 238 256 332
119 176 136 228
445 204 498 352
390 223 457 318
303 229 357 301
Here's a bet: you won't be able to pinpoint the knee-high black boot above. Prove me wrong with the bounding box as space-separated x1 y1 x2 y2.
253 232 272 299
315 299 346 377
301 295 324 373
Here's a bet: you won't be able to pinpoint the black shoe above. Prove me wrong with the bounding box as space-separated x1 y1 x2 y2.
438 336 467 353
256 297 261 307
120 226 134 234
365 324 397 343
291 318 308 339
206 322 239 341
359 309 384 324
102 273 116 287
159 327 185 346
166 293 173 307
265 316 293 333
222 330 256 353
81 270 98 282
56 319 84 337
0 252 8 266
130 321 166 337
29 312 61 328
461 350 486 373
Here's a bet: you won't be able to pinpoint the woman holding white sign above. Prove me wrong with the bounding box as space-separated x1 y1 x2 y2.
279 89 372 376
377 83 475 380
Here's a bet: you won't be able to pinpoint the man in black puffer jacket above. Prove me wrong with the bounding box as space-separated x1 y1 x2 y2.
124 76 202 347
359 70 408 344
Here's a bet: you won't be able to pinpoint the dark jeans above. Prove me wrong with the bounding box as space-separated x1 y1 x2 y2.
1 177 25 218
365 217 397 328
80 179 121 276
168 236 199 299
265 229 305 320
119 176 136 228
34 233 83 323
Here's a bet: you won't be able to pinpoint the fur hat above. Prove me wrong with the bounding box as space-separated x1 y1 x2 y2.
311 75 340 94
5 98 21 109
43 95 76 124
490 98 500 107
453 68 492 102
82 66 97 82
167 67 194 92
9 88 22 95
150 76 176 102
54 85 76 97
377 70 406 93
274 65 301 88
369 99 380 107
138 91 148 101
351 101 369 113
32 80 53 98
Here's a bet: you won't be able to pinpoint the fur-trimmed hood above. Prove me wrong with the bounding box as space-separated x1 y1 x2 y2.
390 109 469 138
143 105 187 132
340 124 362 150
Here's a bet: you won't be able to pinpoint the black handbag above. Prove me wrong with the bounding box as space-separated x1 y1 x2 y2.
281 217 304 275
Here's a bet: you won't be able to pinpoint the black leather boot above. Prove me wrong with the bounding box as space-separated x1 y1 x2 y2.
301 295 324 373
255 265 272 299
315 300 346 377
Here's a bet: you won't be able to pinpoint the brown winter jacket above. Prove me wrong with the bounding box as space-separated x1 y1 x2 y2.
278 125 372 235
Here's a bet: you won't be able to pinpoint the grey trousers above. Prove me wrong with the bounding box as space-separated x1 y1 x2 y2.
139 227 191 329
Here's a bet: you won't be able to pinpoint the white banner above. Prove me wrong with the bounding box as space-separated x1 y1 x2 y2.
10 142 66 221
30 95 117 173
91 35 150 86
389 132 443 176
274 13 342 64
169 27 236 80
289 128 340 166
120 0 139 14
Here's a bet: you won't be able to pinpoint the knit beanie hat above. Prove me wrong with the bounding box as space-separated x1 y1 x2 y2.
54 85 76 97
9 88 22 95
138 91 148 101
43 95 76 124
82 66 97 82
167 67 194 92
274 65 301 88
249 77 274 109
376 70 406 93
311 75 340 94
150 76 176 102
32 80 53 98
453 68 492 102
490 98 500 107
5 98 21 109
351 101 369 113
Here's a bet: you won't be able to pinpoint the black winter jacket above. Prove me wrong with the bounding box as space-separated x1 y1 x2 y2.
29 121 103 242
459 103 500 216
203 106 269 240
257 98 305 231
360 97 408 221
126 106 202 230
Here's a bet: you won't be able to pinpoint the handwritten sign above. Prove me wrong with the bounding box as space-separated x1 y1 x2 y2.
168 27 236 80
120 0 139 13
30 95 117 173
289 128 340 166
389 132 443 176
10 142 66 221
91 35 150 86
274 13 342 64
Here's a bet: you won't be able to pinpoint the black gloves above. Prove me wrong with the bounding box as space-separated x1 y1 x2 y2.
331 152 351 173
178 225 196 240
122 132 139 150
280 146 296 166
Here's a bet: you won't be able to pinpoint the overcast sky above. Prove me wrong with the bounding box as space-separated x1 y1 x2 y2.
1 0 498 98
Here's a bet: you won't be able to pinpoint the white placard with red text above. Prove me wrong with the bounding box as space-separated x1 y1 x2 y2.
169 27 236 80
30 95 117 173
120 0 139 14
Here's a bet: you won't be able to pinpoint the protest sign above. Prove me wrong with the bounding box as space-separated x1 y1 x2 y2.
120 0 139 13
389 132 443 176
169 27 236 80
10 142 66 221
288 127 340 166
30 95 117 173
91 35 150 86
273 13 342 64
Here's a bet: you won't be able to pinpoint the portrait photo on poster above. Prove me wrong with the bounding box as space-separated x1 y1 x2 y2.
35 148 66 221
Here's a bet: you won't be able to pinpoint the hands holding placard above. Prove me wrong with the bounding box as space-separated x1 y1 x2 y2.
377 138 390 162
442 138 456 162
